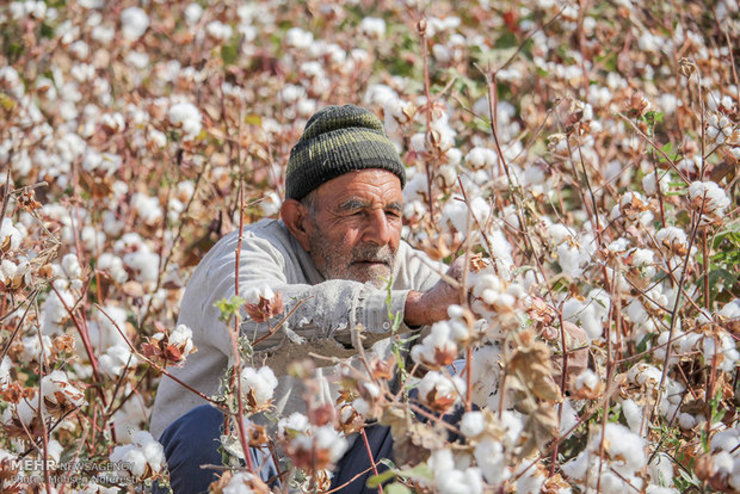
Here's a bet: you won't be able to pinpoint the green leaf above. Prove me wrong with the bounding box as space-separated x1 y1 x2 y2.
366 469 395 488
221 44 238 66
385 483 412 494
40 22 54 39
0 93 16 111
244 114 262 126
496 30 518 49
214 296 246 322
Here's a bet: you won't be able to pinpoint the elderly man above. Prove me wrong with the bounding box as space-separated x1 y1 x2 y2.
150 105 464 493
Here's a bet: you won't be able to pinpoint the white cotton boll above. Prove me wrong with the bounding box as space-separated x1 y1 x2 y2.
711 428 740 453
41 287 75 335
0 356 12 388
62 253 82 280
278 412 310 438
688 181 731 215
627 363 662 388
123 250 160 284
285 27 314 49
474 438 508 485
436 165 458 189
0 218 23 251
281 84 305 104
574 369 600 394
625 298 649 327
559 398 579 435
655 226 687 250
548 223 576 245
359 17 386 38
169 324 195 355
621 399 643 434
410 132 427 153
649 452 675 488
222 472 262 494
240 367 278 407
125 50 149 70
465 147 497 170
313 425 348 464
98 253 128 284
168 102 202 138
558 243 584 278
470 344 502 406
120 7 149 41
206 21 233 41
132 193 162 224
418 371 465 410
81 225 104 252
607 237 630 253
184 3 202 25
460 411 486 438
718 298 740 319
437 466 483 494
516 465 546 494
410 321 458 368
244 284 275 304
20 334 53 363
110 430 164 479
69 40 89 60
99 345 137 377
642 171 671 196
41 370 86 408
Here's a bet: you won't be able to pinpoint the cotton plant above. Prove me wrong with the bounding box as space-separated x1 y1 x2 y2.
0 0 738 491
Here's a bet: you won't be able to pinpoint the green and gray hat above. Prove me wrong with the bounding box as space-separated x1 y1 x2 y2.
285 104 406 200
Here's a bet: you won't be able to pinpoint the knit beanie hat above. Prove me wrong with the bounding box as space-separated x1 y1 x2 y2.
285 104 406 200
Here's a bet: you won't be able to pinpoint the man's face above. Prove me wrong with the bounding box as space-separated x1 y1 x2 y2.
303 169 403 288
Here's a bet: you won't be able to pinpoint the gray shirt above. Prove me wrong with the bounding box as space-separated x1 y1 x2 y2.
149 219 441 439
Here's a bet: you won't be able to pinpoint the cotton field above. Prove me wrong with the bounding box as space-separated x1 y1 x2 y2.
0 0 738 493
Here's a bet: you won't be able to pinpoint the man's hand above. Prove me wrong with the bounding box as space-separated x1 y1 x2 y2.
404 257 467 327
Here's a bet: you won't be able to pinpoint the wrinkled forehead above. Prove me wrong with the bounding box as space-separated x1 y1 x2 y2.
312 169 404 210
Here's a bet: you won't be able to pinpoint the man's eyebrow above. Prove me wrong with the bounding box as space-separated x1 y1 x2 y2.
338 198 371 211
337 199 403 212
385 202 402 213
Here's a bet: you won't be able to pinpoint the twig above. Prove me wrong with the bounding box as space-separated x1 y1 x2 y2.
96 303 225 408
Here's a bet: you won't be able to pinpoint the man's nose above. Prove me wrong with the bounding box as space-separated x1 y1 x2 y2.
363 210 392 246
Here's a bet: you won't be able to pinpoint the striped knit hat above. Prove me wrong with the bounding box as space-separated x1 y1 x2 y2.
285 105 406 200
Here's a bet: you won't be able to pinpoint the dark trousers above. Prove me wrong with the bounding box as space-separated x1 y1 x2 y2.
156 404 395 494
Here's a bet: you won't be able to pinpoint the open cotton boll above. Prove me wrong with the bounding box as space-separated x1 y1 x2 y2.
648 452 675 489
359 17 386 38
41 370 86 410
206 20 233 41
120 7 149 41
460 411 486 438
465 147 498 170
278 412 310 439
61 253 82 280
0 218 23 251
0 356 12 388
429 448 484 494
99 345 137 377
110 430 164 480
41 287 76 335
123 250 160 284
689 181 731 215
474 437 508 485
417 371 466 413
621 398 644 434
167 101 202 138
240 366 278 409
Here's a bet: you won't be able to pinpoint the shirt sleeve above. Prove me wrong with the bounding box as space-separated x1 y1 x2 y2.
202 229 414 373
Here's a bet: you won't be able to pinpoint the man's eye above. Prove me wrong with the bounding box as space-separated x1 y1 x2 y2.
385 210 401 219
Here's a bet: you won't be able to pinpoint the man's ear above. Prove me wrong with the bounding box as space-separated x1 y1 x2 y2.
280 199 313 252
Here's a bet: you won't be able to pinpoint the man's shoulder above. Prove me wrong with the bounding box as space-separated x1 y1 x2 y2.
216 218 291 249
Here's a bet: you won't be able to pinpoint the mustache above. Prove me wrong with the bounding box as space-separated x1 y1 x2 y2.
350 244 395 265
